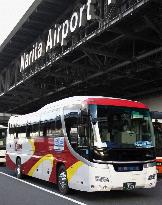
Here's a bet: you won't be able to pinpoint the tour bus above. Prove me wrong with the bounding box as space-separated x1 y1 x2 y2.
151 111 162 174
6 96 157 194
0 126 7 164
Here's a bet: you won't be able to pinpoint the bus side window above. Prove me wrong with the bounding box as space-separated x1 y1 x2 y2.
64 115 78 149
31 123 39 138
17 126 26 139
40 122 47 136
1 131 5 138
55 116 63 137
64 105 81 149
47 120 56 137
26 124 32 139
46 116 63 138
9 127 16 139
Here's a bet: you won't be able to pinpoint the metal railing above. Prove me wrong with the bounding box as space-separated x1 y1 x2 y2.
104 0 145 21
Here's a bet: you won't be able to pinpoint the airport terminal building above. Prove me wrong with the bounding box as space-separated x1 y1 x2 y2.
0 0 161 115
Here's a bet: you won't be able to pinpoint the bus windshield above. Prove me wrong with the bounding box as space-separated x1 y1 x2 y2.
89 105 155 149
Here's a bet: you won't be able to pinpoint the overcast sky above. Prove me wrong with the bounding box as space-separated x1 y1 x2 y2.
0 0 35 46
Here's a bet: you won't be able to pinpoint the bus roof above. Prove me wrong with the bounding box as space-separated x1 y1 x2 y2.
86 97 148 109
8 96 148 126
39 96 148 111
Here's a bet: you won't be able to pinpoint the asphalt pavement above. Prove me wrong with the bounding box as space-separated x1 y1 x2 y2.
0 165 162 205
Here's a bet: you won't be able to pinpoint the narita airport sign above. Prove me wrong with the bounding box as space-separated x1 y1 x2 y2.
20 0 113 72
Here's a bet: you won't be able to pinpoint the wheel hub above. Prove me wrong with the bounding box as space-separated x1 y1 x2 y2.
59 171 67 189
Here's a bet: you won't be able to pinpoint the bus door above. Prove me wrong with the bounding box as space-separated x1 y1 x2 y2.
64 105 92 160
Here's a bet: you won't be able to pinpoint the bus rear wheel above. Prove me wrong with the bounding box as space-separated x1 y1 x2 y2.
16 158 23 179
57 165 69 195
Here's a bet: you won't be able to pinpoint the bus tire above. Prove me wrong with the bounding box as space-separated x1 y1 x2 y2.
16 158 23 179
57 165 69 195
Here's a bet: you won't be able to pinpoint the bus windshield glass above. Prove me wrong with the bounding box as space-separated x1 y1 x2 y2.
89 105 155 149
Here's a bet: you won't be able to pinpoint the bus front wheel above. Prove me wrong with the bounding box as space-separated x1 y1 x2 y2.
16 158 23 179
57 165 69 195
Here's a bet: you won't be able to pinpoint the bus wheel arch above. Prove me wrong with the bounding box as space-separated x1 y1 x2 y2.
15 157 23 179
56 162 69 195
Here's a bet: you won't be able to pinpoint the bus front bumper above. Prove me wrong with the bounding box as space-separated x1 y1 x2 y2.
87 164 157 192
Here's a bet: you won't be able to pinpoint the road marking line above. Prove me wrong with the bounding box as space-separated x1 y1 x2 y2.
0 172 87 205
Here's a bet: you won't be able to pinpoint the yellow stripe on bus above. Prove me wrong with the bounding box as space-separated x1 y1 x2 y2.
28 154 54 176
67 161 84 182
28 139 35 152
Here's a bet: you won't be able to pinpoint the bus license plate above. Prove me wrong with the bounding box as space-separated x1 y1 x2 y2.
123 182 136 190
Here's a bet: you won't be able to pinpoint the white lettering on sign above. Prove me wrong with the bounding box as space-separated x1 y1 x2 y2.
20 42 45 72
38 42 45 58
79 5 86 27
20 0 99 72
46 29 53 52
87 0 95 21
70 12 79 33
108 0 115 5
53 25 58 47
62 20 69 46
57 25 62 45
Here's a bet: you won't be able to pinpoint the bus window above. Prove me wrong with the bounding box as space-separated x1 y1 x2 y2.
89 105 154 149
98 117 110 142
0 129 6 147
9 127 16 139
78 125 88 146
17 126 26 139
46 116 63 138
26 123 40 138
31 124 39 138
64 112 79 150
77 114 92 160
26 124 32 138
55 116 63 137
40 122 47 136
64 108 91 159
47 120 56 137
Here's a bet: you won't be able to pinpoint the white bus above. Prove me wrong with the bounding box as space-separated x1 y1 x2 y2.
6 97 157 194
0 125 7 164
